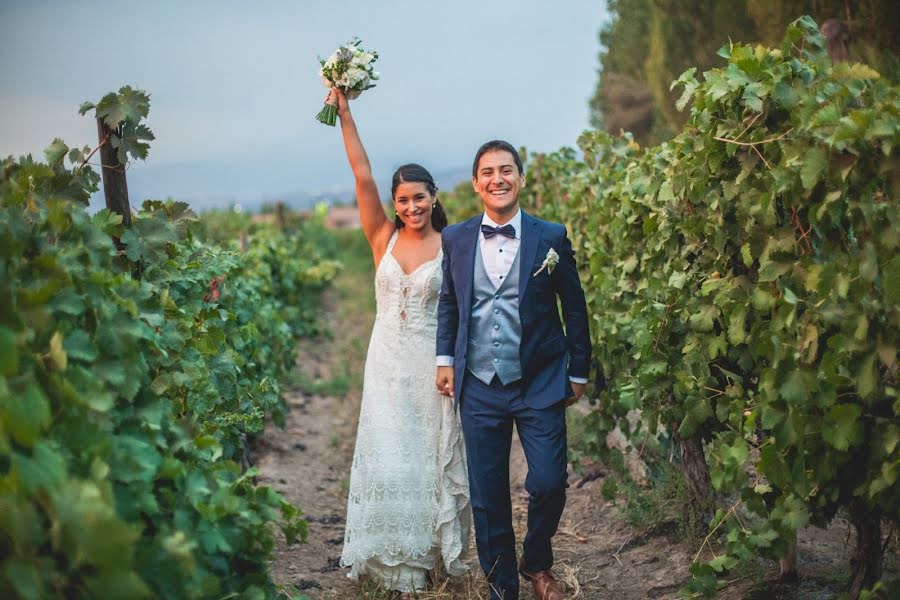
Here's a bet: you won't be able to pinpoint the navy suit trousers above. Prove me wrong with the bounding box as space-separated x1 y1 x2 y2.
459 372 568 600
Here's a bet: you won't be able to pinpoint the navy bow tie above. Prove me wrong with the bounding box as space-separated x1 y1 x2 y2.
481 223 516 239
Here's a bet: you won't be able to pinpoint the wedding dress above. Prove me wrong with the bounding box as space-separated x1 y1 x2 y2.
340 230 471 592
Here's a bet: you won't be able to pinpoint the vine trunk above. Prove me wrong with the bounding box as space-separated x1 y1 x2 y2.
848 501 882 599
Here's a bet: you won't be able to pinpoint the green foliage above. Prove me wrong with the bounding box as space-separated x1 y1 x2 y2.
441 175 483 225
79 86 155 164
613 455 707 541
591 0 759 145
646 1 759 138
591 0 900 146
747 1 900 79
530 17 898 594
0 90 336 598
589 0 661 143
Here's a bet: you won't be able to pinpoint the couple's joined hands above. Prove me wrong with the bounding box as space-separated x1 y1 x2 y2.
435 366 586 406
435 366 454 398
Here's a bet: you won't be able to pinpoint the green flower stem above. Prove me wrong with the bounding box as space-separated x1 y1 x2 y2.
315 103 337 126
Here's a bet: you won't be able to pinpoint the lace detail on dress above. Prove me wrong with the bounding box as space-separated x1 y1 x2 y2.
340 231 471 592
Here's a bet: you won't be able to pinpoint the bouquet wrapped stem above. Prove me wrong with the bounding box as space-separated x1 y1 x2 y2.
315 102 338 126
315 38 379 126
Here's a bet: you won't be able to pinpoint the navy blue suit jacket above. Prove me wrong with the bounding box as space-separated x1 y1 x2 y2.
437 211 591 409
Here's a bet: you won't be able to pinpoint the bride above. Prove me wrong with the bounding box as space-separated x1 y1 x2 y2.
327 88 471 597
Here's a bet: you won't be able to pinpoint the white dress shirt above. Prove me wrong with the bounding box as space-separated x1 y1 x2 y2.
479 210 522 288
436 210 587 386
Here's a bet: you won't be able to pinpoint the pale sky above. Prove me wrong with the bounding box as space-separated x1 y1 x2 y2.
1 0 609 210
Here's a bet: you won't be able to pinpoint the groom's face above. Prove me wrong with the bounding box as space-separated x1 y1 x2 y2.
472 150 524 217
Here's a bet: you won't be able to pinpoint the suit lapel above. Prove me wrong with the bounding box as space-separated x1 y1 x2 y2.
456 215 481 315
518 211 542 303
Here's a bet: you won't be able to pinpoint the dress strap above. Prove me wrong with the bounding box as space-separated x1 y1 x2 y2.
375 229 400 274
386 228 399 253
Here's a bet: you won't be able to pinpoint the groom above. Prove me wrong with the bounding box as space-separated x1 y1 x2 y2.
435 140 591 600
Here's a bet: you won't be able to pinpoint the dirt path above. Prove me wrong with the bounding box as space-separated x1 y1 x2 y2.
256 389 869 600
253 365 703 599
254 231 892 600
255 386 358 598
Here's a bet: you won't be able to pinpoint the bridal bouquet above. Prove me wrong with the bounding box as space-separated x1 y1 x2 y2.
315 38 379 126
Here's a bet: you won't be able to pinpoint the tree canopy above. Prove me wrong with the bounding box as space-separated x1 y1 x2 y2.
591 0 900 145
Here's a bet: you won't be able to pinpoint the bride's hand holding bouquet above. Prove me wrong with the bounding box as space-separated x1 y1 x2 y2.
315 38 379 126
323 87 349 123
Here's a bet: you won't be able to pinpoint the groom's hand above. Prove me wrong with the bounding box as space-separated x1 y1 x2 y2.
564 382 586 406
436 367 454 398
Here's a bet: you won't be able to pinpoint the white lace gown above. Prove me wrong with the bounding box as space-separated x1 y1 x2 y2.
340 231 471 592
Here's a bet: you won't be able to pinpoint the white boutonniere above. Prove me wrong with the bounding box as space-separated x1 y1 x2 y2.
533 247 560 277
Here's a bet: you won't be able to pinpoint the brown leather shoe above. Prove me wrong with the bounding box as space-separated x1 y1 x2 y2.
521 569 564 600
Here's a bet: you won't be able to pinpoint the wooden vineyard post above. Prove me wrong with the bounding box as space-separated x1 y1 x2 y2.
97 118 132 228
276 201 286 232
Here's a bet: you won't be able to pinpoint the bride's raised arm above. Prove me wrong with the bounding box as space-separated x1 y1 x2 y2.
329 88 394 261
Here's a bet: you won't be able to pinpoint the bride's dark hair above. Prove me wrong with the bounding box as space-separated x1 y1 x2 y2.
391 163 448 232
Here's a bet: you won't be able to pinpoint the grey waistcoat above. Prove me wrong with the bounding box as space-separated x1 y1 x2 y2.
466 241 523 385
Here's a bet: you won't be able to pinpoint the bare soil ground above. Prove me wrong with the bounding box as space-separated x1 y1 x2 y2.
253 231 896 600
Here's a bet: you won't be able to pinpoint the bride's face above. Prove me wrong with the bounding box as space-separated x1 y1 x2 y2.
394 182 434 230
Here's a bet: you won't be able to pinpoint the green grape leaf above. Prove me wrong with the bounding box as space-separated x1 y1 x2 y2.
777 494 810 530
800 148 827 190
44 138 69 166
883 256 900 308
11 441 67 494
109 436 162 483
121 216 177 263
49 289 86 316
84 571 150 599
857 353 877 399
822 403 864 451
91 209 124 236
669 270 687 289
779 370 813 406
4 558 43 600
0 327 18 377
832 62 881 81
688 305 717 332
679 396 713 437
727 307 747 344
64 330 98 362
118 123 155 162
759 445 791 488
1 382 51 447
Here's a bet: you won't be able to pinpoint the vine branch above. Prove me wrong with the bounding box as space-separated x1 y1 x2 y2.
790 206 814 254
654 302 675 351
713 129 793 147
734 113 762 142
77 133 110 171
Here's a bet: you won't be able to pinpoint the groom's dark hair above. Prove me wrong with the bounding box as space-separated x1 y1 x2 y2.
472 140 524 177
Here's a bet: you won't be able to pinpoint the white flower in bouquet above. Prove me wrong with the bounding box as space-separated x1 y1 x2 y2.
315 38 379 126
351 50 375 66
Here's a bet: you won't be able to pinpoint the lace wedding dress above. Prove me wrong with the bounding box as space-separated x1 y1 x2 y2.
340 231 471 592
